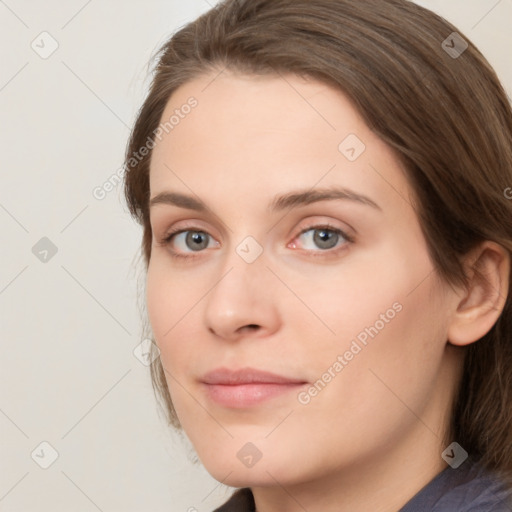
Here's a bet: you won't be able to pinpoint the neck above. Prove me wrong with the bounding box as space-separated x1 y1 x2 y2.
252 429 448 512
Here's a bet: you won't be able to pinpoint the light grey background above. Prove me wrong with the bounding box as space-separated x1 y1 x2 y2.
1 1 511 511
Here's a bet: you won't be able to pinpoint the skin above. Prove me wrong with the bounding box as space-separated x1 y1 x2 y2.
146 70 509 512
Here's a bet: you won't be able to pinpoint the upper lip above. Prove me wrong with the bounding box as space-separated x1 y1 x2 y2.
201 367 307 385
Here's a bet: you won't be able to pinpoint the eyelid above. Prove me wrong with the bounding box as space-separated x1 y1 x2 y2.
295 222 354 243
287 223 353 258
156 219 217 245
157 224 219 259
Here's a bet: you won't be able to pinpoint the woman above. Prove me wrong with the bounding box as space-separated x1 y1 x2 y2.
123 0 512 510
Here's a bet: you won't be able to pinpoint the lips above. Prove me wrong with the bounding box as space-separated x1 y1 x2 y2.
201 367 307 385
200 367 308 408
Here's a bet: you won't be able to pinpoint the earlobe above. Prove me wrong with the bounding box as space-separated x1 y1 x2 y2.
447 241 510 347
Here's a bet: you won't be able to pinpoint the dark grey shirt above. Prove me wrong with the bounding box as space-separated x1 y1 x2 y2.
399 457 512 511
213 458 512 511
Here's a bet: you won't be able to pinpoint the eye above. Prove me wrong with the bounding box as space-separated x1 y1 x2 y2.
291 224 353 254
160 229 219 258
157 223 353 260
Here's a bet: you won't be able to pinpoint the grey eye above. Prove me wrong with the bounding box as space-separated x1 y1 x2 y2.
312 229 340 249
298 227 346 251
185 231 210 251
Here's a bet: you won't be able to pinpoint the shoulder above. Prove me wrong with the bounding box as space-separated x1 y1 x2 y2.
213 488 255 512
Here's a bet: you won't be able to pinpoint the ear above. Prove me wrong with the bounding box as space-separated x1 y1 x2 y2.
447 241 510 347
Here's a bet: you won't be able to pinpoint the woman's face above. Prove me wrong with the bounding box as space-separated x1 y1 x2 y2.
146 71 463 488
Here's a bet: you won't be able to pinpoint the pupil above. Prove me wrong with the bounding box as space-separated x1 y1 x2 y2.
187 231 208 251
314 229 338 249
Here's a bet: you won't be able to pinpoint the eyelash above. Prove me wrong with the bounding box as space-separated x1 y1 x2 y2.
158 223 354 261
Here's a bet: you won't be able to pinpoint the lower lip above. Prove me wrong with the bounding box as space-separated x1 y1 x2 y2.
202 382 306 408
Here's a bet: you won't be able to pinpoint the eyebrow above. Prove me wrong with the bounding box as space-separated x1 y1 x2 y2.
149 186 382 212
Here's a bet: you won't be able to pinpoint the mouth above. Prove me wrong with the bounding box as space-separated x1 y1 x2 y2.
200 367 308 408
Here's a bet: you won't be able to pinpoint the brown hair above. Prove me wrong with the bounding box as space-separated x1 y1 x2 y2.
124 0 512 483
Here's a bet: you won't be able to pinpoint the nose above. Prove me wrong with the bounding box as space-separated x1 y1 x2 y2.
203 248 281 342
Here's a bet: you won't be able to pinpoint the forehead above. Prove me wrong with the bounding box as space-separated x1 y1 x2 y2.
152 71 361 162
149 70 412 214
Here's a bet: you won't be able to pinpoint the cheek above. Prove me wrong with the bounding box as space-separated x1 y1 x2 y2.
305 266 449 428
145 256 220 393
288 246 408 347
146 255 204 329
296 240 445 401
146 259 172 339
146 259 195 362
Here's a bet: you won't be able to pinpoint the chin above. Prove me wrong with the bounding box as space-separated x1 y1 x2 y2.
206 464 281 488
196 440 308 488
